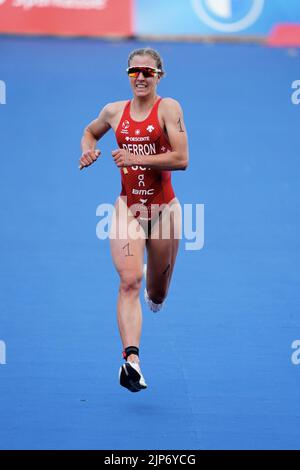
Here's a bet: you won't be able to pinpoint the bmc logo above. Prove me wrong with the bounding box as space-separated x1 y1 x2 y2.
191 0 265 32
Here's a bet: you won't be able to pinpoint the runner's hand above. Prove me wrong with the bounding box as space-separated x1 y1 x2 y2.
79 149 101 170
112 149 130 168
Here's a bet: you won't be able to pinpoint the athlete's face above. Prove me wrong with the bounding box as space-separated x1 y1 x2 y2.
128 54 160 98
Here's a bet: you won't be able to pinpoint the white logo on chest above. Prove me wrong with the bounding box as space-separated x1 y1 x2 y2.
147 125 155 133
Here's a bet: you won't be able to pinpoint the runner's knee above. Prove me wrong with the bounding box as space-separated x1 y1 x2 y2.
119 270 143 295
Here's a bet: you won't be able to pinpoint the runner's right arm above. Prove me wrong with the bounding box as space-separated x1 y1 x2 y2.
79 104 112 170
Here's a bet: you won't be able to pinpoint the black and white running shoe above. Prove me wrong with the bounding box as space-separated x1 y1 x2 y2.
119 361 147 392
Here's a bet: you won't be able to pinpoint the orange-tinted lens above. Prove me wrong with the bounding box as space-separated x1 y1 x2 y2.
127 67 159 78
127 68 140 78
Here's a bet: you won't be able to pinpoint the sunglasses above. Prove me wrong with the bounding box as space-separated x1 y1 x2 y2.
126 66 161 78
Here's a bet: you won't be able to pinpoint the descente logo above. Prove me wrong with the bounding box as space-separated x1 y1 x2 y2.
125 136 150 142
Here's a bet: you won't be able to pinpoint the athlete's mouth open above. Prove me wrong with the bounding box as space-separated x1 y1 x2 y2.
135 83 147 89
